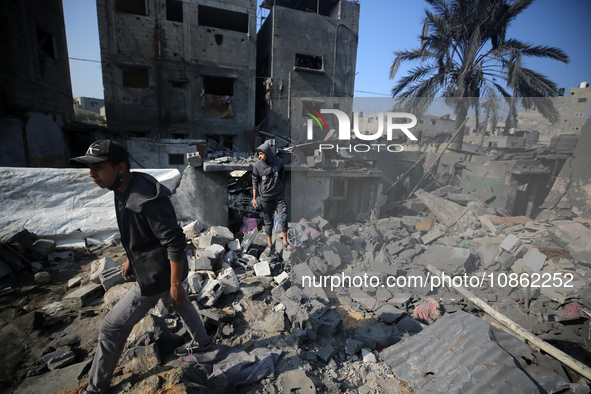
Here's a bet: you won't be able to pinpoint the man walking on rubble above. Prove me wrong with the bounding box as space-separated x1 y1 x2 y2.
252 142 290 255
71 140 210 393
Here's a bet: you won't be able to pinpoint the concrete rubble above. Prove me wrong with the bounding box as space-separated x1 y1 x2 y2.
0 186 590 393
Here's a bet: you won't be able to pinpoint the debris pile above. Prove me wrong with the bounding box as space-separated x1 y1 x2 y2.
1 186 591 393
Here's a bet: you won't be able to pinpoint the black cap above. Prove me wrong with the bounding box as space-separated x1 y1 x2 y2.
70 139 129 165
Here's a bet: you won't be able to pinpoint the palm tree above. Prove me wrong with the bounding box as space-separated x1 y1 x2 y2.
390 0 569 150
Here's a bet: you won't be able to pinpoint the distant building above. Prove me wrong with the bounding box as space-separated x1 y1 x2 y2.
95 0 257 167
518 82 591 145
0 0 74 167
256 0 360 144
73 97 105 116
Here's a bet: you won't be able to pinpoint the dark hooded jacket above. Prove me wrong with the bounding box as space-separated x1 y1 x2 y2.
252 143 285 201
114 172 188 296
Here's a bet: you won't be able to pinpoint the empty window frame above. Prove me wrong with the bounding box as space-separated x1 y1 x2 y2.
295 54 323 71
168 153 185 165
166 0 183 22
116 0 146 15
122 67 149 88
330 178 348 200
198 5 248 33
36 26 56 59
203 76 234 96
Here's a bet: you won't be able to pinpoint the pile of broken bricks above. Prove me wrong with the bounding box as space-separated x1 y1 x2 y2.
2 186 591 393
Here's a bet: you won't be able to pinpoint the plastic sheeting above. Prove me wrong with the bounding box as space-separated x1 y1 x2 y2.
0 167 181 244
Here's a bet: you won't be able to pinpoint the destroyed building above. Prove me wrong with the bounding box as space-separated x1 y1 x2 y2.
518 82 591 145
95 0 258 166
255 0 360 144
0 0 74 167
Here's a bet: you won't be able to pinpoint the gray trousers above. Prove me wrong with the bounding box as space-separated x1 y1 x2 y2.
86 282 208 393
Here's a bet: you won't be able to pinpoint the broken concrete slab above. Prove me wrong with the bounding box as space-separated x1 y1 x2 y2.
317 343 335 362
197 278 224 307
218 267 240 294
421 224 447 245
417 245 476 275
549 221 591 266
345 338 364 355
309 308 342 338
62 283 104 308
281 369 316 394
14 360 88 394
41 346 76 371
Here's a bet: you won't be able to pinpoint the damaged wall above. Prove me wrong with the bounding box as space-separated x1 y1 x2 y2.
256 0 360 143
538 119 591 219
0 0 74 167
97 0 257 150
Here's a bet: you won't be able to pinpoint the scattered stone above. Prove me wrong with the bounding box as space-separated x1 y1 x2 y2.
361 348 377 363
89 257 118 283
41 346 76 370
197 278 224 307
34 271 51 285
62 283 104 308
345 338 363 355
254 261 271 277
24 239 56 261
317 343 335 362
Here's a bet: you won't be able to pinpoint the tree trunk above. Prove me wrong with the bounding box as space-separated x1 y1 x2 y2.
450 101 468 151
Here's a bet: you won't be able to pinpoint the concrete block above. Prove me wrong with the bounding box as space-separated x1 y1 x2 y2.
183 220 204 240
421 224 446 245
197 278 224 307
227 240 241 252
322 249 341 270
99 266 125 291
62 283 104 308
549 222 591 266
524 248 546 272
415 218 436 232
67 276 83 288
218 267 240 294
362 348 377 363
89 257 117 283
274 271 290 285
311 216 331 232
254 261 271 277
417 245 476 275
310 308 343 337
41 347 76 370
210 226 234 241
499 234 523 254
187 151 202 167
192 253 213 271
477 242 500 269
208 244 226 258
345 338 364 355
187 271 203 294
317 343 335 362
281 370 316 394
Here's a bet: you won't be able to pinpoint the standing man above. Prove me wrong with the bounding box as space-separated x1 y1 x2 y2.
252 142 290 255
71 140 210 393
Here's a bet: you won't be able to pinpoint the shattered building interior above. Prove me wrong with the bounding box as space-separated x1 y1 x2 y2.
0 0 591 393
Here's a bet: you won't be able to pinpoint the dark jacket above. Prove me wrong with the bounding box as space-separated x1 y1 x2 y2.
252 143 285 201
114 172 188 296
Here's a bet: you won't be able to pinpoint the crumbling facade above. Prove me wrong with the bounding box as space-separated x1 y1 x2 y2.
96 0 257 163
518 82 591 145
73 97 105 117
0 0 74 167
256 0 360 144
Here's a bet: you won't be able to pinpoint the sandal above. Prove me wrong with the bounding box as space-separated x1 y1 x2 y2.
283 243 293 251
263 245 273 255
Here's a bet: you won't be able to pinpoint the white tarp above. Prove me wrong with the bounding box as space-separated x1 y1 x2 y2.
0 167 181 244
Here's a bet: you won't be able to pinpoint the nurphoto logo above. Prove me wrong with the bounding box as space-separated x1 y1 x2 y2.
305 109 419 153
